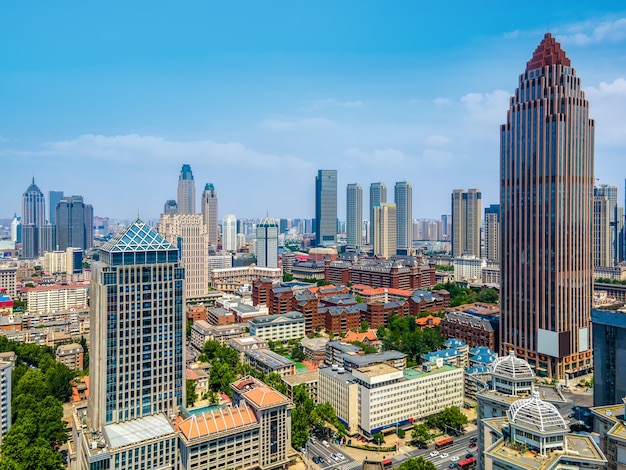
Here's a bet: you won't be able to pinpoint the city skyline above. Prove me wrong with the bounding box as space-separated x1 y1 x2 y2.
1 4 626 221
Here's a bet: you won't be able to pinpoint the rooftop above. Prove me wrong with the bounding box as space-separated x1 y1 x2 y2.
526 33 571 72
282 370 319 387
508 391 568 432
178 405 257 440
102 413 177 450
491 351 534 379
100 219 175 254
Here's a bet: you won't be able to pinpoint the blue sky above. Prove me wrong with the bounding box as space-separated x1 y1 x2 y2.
1 2 626 222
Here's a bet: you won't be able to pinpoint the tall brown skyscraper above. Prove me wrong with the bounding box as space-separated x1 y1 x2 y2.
500 33 594 379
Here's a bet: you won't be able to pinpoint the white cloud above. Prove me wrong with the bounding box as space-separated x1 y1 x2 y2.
425 135 450 147
345 147 410 167
503 30 520 40
559 18 626 46
257 117 334 131
308 98 364 110
433 97 451 106
460 90 510 125
585 78 626 145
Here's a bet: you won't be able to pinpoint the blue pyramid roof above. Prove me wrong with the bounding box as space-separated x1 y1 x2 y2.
101 219 175 253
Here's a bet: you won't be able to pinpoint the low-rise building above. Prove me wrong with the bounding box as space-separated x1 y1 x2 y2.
210 266 281 294
245 349 295 377
190 320 247 351
282 370 319 403
591 399 626 470
229 336 269 363
56 342 84 370
249 312 305 343
299 337 329 365
205 306 236 325
26 283 89 314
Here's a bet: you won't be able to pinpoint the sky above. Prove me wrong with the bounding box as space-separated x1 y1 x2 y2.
1 1 626 223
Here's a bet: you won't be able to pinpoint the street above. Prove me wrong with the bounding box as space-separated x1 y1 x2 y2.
305 440 361 470
388 430 478 469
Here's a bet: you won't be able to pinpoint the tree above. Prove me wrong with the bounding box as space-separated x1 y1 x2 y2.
355 295 364 304
186 379 198 407
291 345 305 362
283 272 294 282
373 432 385 445
398 428 406 438
396 457 437 470
425 406 468 432
411 423 431 444
359 320 369 333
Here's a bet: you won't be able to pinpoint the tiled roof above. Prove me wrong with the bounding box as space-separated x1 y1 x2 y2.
178 406 257 439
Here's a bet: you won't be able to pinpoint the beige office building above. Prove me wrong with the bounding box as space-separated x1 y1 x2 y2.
451 189 482 258
372 203 397 259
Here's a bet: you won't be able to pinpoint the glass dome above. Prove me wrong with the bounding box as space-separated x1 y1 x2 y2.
508 391 568 432
491 350 534 379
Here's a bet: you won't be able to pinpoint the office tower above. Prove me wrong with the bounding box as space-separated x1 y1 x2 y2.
372 203 396 259
0 360 11 445
363 220 370 245
158 214 209 300
10 216 21 243
177 163 196 214
164 199 178 215
201 183 219 247
315 169 337 246
594 184 619 265
21 178 46 259
441 214 451 240
369 182 387 242
592 308 626 406
594 195 611 267
346 183 363 248
56 195 93 251
223 214 237 252
394 181 412 252
484 204 500 262
83 219 182 468
39 223 56 254
48 190 63 225
256 218 279 268
279 219 289 235
500 33 594 379
451 189 482 257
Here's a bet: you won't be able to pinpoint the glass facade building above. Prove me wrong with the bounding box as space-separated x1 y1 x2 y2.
315 169 337 246
346 183 363 248
500 33 594 379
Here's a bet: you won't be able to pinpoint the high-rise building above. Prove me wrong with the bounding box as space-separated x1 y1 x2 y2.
592 308 626 407
223 214 238 252
594 195 611 267
164 199 178 215
500 33 594 379
315 169 337 247
256 219 279 268
441 214 451 241
451 189 482 258
346 183 363 248
81 219 182 467
394 181 412 252
21 178 46 259
177 164 196 214
201 183 219 247
484 204 500 262
372 203 396 259
158 213 209 300
48 190 63 225
369 182 387 243
594 184 619 265
55 195 93 251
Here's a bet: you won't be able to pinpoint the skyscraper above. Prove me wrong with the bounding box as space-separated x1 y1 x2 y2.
256 218 279 268
222 214 237 252
484 204 500 262
55 195 93 251
451 189 482 258
177 164 196 214
158 213 209 300
21 178 46 259
594 184 622 265
48 190 63 225
201 183 219 247
372 202 397 259
369 182 387 243
500 33 594 379
346 183 363 248
594 195 611 267
315 169 337 247
394 181 412 252
163 199 178 215
82 219 182 468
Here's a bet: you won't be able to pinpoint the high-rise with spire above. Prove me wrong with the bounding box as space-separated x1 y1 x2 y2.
201 183 219 247
500 33 594 379
21 178 46 259
177 164 196 214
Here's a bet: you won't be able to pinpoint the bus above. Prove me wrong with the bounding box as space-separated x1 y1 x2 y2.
382 459 393 470
457 457 477 469
435 437 454 449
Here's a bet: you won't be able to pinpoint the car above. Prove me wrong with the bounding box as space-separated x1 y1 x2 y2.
319 457 325 464
337 453 345 460
331 454 340 461
469 437 477 443
449 464 457 469
311 437 317 444
322 440 329 447
430 451 439 457
312 457 320 464
469 443 477 448
466 453 474 459
450 456 459 462
440 453 449 459
300 447 307 454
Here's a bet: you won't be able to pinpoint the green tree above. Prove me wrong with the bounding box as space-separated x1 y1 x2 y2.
13 369 49 402
283 272 294 282
290 345 305 362
411 423 431 444
186 379 198 407
373 432 385 445
45 363 75 402
359 320 369 332
425 406 468 432
398 428 406 438
396 457 437 470
355 295 364 304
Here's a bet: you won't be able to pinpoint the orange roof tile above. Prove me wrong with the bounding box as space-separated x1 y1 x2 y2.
342 331 378 343
178 406 258 440
244 386 289 408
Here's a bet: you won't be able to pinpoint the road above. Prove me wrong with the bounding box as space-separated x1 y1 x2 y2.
391 431 478 469
305 440 361 470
